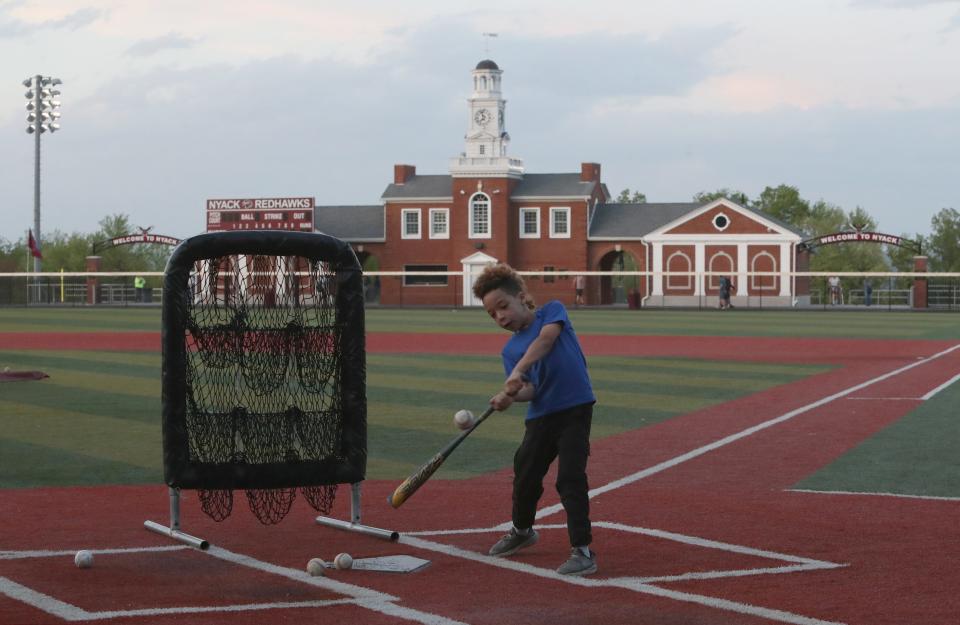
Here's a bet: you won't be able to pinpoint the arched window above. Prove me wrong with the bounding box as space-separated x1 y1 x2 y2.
481 76 487 90
708 252 735 290
750 251 778 291
469 193 491 238
666 251 692 290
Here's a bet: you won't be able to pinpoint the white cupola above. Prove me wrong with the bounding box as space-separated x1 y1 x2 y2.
450 59 524 178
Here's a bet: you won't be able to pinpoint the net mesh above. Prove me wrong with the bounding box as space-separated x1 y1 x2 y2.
184 254 344 523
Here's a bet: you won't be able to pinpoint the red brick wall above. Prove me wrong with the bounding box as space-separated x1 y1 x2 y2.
666 204 774 235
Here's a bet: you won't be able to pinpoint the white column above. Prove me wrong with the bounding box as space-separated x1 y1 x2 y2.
694 242 705 296
737 243 748 296
779 242 792 296
651 242 664 296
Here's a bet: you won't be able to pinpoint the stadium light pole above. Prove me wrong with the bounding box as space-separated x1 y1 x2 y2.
23 75 62 274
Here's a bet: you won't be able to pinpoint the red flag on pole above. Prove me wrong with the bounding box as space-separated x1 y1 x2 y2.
28 229 43 259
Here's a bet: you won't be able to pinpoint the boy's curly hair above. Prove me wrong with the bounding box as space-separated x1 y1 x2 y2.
472 263 535 310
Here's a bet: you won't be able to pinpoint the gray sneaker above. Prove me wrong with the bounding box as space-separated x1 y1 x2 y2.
488 528 539 557
557 548 597 576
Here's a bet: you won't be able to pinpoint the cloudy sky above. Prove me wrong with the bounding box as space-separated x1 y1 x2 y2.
2 0 958 243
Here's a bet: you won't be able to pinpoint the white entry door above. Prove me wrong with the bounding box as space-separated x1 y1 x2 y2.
460 251 498 307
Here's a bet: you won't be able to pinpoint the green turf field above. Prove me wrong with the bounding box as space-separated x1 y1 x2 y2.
0 307 957 497
796 381 960 498
0 348 829 488
1 307 959 339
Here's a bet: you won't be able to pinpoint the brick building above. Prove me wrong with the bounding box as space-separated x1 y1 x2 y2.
315 59 804 308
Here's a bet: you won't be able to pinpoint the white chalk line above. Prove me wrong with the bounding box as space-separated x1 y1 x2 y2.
0 544 468 625
400 535 845 625
788 488 960 502
394 343 960 625
535 342 960 521
411 521 839 568
845 397 922 401
0 545 189 560
921 371 960 400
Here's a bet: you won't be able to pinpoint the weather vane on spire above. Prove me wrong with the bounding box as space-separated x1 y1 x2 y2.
482 32 498 56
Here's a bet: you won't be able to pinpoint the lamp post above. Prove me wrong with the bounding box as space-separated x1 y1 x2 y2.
23 75 62 275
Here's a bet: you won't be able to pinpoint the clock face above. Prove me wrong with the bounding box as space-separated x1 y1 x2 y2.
474 109 490 126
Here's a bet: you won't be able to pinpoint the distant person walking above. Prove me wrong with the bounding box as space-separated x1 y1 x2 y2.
828 276 841 305
718 276 734 310
574 274 586 307
134 276 146 303
864 278 873 307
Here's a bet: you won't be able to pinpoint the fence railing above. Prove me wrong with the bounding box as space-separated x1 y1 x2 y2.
1 270 958 310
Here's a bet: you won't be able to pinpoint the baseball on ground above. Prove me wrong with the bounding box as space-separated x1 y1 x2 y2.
74 550 94 569
333 553 353 570
306 558 326 576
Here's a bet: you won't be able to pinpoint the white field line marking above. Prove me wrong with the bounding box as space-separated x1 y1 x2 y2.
535 342 960 521
203 545 469 625
411 521 840 569
88 600 361 621
400 535 845 625
789 488 960 502
845 397 922 401
0 576 91 622
0 545 189 560
921 371 960 400
631 563 837 584
0 546 468 625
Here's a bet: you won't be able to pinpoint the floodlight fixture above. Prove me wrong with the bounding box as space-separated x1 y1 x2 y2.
22 74 63 276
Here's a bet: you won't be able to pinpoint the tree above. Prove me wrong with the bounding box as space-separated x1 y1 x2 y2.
887 233 926 273
616 188 647 203
692 188 750 205
755 185 810 229
927 207 960 271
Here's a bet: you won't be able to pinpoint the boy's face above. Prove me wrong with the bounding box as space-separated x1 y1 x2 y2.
482 288 532 332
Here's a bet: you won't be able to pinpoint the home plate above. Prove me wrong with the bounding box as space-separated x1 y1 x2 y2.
334 555 431 573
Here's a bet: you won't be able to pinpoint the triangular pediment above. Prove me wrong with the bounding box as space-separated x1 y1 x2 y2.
460 251 499 264
646 199 800 241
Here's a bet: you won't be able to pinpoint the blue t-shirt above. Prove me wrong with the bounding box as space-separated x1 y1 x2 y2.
501 300 595 420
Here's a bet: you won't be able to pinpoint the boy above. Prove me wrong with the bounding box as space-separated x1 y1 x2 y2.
472 263 597 576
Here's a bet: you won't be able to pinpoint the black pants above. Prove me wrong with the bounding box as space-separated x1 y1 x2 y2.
512 403 592 547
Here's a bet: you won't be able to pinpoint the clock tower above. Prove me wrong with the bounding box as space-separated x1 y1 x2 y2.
450 59 524 178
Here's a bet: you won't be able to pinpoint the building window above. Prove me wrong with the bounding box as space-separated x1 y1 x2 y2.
403 264 448 286
519 207 540 238
469 193 491 238
429 208 449 239
550 207 571 238
479 145 486 155
713 213 730 231
401 209 421 239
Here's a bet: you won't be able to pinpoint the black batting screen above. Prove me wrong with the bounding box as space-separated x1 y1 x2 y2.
161 231 366 524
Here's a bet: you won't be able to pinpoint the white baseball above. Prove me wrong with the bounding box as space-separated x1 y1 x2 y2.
74 550 94 569
306 558 326 576
333 553 353 570
453 409 475 430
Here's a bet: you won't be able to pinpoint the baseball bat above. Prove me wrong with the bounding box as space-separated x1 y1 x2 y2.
388 406 496 509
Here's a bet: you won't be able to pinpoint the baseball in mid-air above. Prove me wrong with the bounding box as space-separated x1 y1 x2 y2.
453 409 475 430
74 550 94 569
333 553 353 570
306 558 326 576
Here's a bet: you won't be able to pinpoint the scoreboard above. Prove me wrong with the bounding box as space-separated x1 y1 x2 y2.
206 197 314 232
